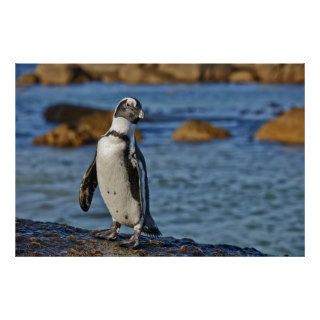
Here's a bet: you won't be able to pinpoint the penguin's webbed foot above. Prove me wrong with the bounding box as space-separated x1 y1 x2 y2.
93 229 118 241
119 226 141 249
93 221 121 241
119 236 140 249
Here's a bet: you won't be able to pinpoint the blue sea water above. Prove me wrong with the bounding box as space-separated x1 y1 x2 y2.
15 65 305 256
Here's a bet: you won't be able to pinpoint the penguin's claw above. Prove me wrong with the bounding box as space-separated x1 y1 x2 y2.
119 227 142 249
93 221 121 241
93 229 118 241
119 236 140 249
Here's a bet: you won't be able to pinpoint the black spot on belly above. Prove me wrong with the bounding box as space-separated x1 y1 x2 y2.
116 210 119 213
114 191 116 195
107 190 110 194
125 215 128 220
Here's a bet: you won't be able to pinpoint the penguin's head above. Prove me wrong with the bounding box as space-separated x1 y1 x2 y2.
114 97 144 124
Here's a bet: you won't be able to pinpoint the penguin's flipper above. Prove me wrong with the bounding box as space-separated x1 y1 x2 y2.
135 144 161 237
135 144 148 218
79 152 98 212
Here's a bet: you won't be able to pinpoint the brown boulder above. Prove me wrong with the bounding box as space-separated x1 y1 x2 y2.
201 64 233 82
34 64 74 85
253 64 304 83
255 107 304 144
280 64 304 83
44 104 108 124
34 105 142 148
33 123 94 147
100 73 121 83
172 120 231 142
16 64 305 85
79 64 122 80
140 69 168 84
229 70 255 83
118 64 146 84
16 72 39 85
118 64 166 84
34 64 91 85
157 64 201 82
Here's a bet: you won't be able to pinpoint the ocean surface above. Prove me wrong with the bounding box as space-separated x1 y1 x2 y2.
16 64 305 256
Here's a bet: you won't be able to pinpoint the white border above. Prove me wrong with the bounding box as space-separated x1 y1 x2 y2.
1 1 319 320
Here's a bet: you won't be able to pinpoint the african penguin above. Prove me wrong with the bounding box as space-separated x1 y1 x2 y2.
79 97 161 248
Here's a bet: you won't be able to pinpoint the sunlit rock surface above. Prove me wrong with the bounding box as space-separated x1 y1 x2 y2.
172 119 231 142
255 107 304 144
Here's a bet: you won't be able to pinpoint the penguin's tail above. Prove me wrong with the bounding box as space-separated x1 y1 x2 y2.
142 214 162 237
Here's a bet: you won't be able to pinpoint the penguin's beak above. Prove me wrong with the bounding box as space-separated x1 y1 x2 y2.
138 109 144 119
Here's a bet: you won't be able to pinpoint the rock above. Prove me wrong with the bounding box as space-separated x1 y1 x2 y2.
172 120 231 142
179 244 205 256
280 64 304 83
33 104 142 147
255 107 304 144
17 64 304 85
33 116 142 148
118 64 147 84
34 64 74 85
157 64 202 82
118 64 165 84
43 104 108 124
34 64 91 85
33 123 96 147
141 70 168 84
79 64 122 81
229 70 255 83
16 72 39 85
253 64 283 83
201 64 233 82
15 218 267 257
253 64 304 84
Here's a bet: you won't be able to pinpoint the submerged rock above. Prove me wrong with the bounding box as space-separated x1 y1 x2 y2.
255 107 304 144
33 104 142 148
15 218 267 257
172 119 231 142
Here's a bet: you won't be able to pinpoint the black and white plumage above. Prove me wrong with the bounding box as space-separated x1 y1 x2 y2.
79 97 161 248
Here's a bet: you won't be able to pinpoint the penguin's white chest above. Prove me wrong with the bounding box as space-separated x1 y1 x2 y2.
96 136 141 227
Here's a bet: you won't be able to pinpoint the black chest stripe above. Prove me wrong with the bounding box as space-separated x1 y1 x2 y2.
106 130 130 142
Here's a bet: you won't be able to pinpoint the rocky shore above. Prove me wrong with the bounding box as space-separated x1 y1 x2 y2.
15 218 267 257
17 63 304 85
